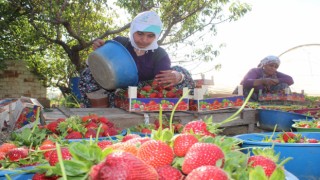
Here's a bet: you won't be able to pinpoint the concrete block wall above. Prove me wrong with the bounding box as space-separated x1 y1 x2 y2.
0 61 47 100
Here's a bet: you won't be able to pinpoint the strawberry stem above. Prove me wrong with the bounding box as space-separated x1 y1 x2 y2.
169 89 190 133
95 124 103 142
159 105 163 131
218 88 254 126
56 143 67 180
28 106 41 141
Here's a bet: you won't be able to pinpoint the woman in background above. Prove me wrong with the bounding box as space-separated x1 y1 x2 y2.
233 55 294 101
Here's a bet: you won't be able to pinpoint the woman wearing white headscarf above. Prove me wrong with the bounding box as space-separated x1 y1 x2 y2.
79 11 195 107
233 55 294 101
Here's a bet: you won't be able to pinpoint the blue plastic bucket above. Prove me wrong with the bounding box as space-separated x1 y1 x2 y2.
258 109 313 131
88 40 138 90
234 132 320 180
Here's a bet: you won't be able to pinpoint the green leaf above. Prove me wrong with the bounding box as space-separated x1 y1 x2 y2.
101 148 113 160
269 167 286 180
160 129 174 143
69 142 101 162
56 160 90 176
249 166 268 180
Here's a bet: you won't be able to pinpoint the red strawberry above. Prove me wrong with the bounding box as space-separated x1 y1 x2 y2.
173 123 184 133
247 155 277 177
41 139 55 146
164 86 174 91
282 132 296 142
46 121 59 134
0 152 6 160
142 85 153 93
157 92 164 98
173 134 198 157
84 128 97 138
81 115 91 122
106 121 115 128
182 142 225 174
156 165 183 180
89 152 158 180
6 147 29 161
149 92 158 98
65 131 83 139
97 140 113 150
141 128 152 134
104 127 119 136
32 172 59 180
307 138 318 143
39 144 56 160
137 140 174 168
182 120 209 136
49 148 72 166
151 80 159 87
0 143 17 153
100 122 109 130
98 117 109 124
165 91 176 98
122 134 141 142
85 122 98 129
185 165 228 180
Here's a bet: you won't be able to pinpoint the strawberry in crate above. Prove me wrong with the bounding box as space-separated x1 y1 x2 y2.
44 114 121 139
138 81 183 98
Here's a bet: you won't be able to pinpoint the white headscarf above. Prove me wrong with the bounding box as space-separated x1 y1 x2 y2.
129 11 163 51
258 55 281 68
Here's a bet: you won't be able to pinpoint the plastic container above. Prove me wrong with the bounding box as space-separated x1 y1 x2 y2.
87 40 138 90
257 109 313 131
234 132 320 180
292 124 320 132
0 166 35 180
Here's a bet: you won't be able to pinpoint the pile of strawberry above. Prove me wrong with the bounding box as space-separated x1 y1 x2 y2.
43 114 121 139
0 141 50 169
293 119 320 128
137 81 183 98
15 117 291 180
264 132 319 143
117 80 183 99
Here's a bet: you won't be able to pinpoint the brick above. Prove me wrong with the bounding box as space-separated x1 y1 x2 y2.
24 78 35 83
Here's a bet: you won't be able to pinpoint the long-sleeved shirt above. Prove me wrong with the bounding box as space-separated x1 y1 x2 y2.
240 67 294 92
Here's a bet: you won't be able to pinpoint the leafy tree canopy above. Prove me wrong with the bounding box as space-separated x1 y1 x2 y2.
0 0 251 95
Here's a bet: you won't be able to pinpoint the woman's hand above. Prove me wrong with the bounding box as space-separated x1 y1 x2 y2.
263 78 279 86
155 70 183 87
92 39 105 50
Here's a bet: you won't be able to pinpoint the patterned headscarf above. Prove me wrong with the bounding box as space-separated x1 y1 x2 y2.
129 11 163 51
258 55 281 68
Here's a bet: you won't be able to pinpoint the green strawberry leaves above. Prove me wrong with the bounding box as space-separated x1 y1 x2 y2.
10 124 47 147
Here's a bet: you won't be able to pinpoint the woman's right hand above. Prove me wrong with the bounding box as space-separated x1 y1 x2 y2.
92 39 105 50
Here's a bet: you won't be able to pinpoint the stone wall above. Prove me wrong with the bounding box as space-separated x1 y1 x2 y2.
0 61 48 105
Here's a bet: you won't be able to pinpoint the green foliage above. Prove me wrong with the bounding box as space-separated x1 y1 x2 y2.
1 0 251 96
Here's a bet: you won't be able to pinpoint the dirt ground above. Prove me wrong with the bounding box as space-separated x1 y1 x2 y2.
0 130 12 144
